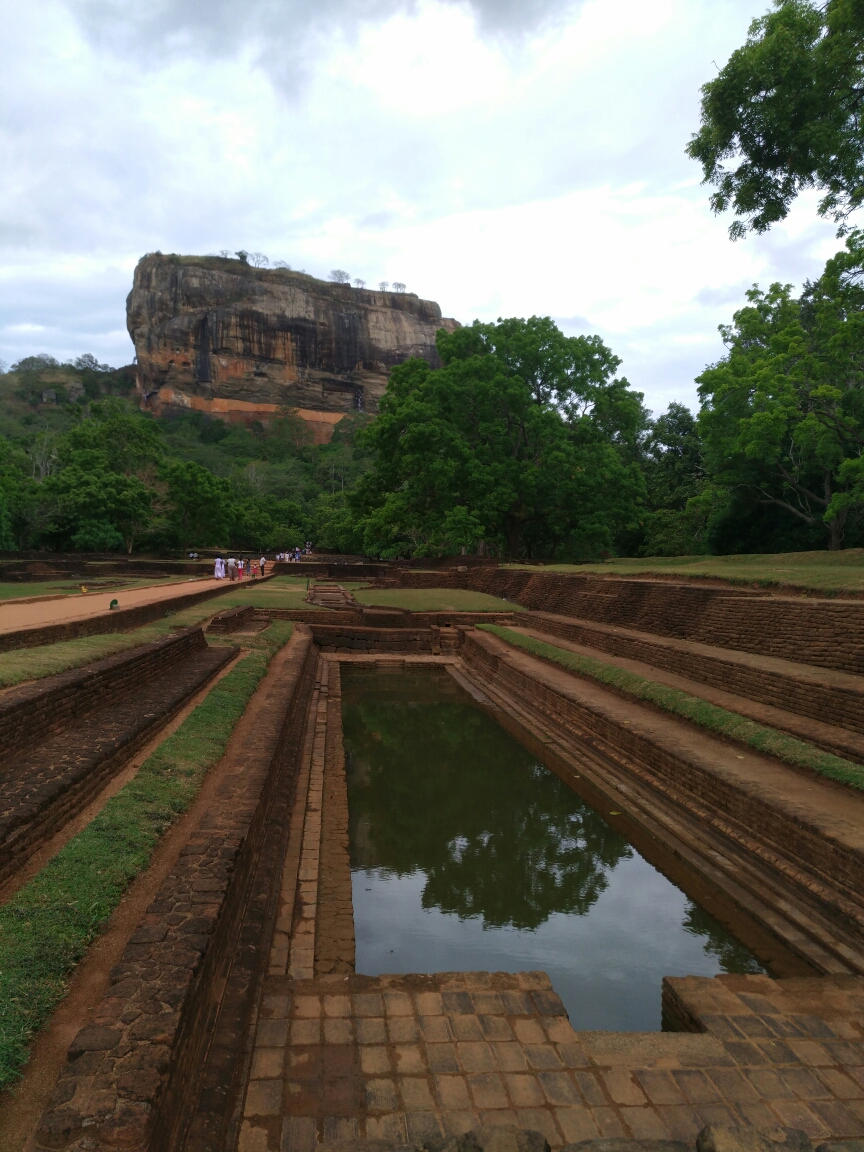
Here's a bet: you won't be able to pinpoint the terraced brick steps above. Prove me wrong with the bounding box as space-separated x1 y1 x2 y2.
0 627 235 887
458 629 864 978
517 616 864 765
397 570 864 676
307 583 359 610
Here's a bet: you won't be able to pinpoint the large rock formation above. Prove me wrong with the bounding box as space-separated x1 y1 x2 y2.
126 254 458 443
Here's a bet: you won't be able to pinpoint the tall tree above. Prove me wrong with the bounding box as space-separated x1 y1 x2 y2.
351 318 645 560
642 402 704 512
688 0 864 237
161 459 232 549
697 231 864 549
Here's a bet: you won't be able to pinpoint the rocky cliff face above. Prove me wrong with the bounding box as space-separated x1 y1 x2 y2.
127 254 458 442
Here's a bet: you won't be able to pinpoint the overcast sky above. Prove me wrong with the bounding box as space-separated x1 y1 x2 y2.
0 0 846 415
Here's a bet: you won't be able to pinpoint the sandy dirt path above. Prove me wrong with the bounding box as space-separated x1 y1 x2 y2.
0 577 236 634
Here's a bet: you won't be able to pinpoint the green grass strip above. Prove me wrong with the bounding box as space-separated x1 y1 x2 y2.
479 624 864 793
0 601 228 689
0 619 293 1089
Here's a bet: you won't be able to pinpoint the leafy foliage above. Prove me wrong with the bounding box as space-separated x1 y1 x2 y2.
697 230 864 550
0 368 372 553
2 260 862 560
350 317 648 560
688 0 864 237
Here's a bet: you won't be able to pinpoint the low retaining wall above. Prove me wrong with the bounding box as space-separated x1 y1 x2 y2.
389 568 864 675
206 604 255 633
0 626 207 762
263 608 515 628
528 613 864 738
307 622 481 653
689 596 864 674
311 623 438 653
0 558 210 582
0 639 236 888
461 629 864 953
0 581 241 654
270 562 390 579
34 629 317 1152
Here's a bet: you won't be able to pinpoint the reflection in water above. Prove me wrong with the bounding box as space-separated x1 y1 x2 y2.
343 667 764 1031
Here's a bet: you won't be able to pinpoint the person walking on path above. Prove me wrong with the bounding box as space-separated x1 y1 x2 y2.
227 556 237 581
260 555 266 577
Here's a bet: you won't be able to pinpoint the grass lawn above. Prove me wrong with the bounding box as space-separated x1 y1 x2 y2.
505 549 864 595
481 625 864 791
0 619 293 1088
354 587 526 612
215 574 320 610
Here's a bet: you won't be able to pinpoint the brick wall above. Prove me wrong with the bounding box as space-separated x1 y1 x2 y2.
34 630 317 1152
461 629 864 954
0 626 207 763
528 615 864 738
388 567 864 676
0 581 239 654
310 624 436 653
690 597 864 674
206 605 255 633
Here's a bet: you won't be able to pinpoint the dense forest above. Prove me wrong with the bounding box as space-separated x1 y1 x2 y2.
1 229 863 560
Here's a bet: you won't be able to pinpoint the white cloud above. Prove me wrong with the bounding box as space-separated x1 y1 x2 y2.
0 0 848 413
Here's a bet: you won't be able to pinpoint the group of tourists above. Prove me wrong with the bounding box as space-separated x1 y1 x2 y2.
213 555 267 581
277 542 313 562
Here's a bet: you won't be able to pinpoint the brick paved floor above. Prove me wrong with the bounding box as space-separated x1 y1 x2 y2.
237 971 864 1152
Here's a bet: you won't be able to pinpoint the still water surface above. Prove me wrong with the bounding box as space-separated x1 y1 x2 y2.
343 667 764 1031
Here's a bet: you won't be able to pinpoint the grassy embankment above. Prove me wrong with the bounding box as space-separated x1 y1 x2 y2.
507 549 864 595
0 577 515 691
480 625 864 792
0 618 293 1088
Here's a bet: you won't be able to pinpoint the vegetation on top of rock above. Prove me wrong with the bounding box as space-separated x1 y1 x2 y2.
3 219 864 558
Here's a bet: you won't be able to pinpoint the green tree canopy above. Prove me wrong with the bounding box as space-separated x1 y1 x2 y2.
42 458 153 554
642 402 704 512
351 317 646 560
161 459 232 549
697 230 864 549
688 0 864 237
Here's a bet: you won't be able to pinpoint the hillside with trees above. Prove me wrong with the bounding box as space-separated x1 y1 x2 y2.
2 247 864 559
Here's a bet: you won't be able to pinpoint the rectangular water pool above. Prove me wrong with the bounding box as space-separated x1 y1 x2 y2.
343 666 767 1032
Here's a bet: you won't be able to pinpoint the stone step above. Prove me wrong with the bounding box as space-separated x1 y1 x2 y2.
462 628 864 973
526 612 864 747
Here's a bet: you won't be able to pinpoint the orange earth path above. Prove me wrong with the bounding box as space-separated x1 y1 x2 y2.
0 577 236 635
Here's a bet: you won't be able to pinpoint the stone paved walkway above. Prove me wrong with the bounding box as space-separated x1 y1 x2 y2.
237 971 864 1152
